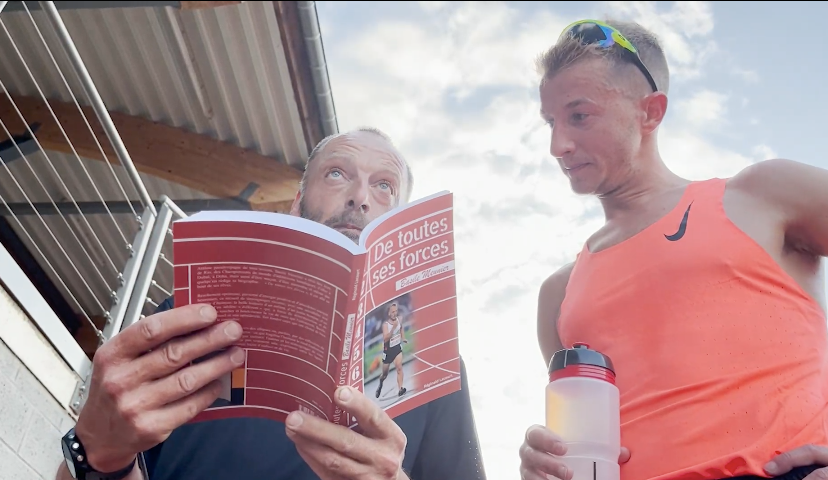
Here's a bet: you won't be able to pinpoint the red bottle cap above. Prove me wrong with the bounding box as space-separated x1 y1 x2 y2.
548 342 616 384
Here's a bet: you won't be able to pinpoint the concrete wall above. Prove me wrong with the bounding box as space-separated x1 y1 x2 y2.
0 286 79 480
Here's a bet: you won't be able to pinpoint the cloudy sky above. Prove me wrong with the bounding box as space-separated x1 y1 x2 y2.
316 1 828 478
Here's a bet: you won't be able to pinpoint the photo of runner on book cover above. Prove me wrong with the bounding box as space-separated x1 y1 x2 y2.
364 293 416 408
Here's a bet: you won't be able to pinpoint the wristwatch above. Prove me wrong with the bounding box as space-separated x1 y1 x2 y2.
61 428 136 480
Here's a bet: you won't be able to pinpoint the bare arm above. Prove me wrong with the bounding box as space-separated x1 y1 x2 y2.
52 303 244 480
732 159 828 257
382 321 391 343
537 262 575 367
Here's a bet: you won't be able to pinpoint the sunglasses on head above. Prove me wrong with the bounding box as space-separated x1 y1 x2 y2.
559 19 659 93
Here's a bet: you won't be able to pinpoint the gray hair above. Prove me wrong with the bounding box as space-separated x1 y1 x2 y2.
300 126 415 204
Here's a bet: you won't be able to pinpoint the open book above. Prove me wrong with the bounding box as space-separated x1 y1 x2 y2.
171 191 461 427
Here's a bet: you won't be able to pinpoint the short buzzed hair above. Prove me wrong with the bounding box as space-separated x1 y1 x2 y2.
536 19 670 95
300 126 415 203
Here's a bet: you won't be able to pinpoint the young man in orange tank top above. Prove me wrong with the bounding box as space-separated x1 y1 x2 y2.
518 18 828 480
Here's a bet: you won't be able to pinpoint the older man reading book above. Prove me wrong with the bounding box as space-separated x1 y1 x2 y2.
56 127 486 480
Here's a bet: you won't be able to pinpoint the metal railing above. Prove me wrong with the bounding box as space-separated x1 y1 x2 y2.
122 195 186 330
71 197 186 413
0 1 186 414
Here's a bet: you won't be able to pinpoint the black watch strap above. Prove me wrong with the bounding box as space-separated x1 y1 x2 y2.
62 428 137 480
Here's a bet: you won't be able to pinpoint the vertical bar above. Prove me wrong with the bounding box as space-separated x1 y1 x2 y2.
121 201 174 331
102 207 156 340
39 1 157 216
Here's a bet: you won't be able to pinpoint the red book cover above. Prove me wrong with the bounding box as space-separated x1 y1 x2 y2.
172 191 460 427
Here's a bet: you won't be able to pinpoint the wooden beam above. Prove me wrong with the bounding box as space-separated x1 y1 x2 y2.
0 95 302 213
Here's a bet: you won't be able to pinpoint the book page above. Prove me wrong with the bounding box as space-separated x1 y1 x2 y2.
355 192 461 422
172 218 362 425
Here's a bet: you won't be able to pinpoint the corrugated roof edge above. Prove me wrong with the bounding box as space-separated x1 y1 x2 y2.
274 0 338 163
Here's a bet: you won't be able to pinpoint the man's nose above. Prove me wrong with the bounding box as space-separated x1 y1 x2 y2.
550 127 574 158
346 179 371 213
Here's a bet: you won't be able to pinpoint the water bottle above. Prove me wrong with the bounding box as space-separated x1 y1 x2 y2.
546 342 620 480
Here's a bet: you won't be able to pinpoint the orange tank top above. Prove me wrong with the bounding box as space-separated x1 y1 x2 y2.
557 178 828 480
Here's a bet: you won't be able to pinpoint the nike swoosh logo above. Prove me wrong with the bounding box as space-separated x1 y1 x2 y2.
664 201 693 241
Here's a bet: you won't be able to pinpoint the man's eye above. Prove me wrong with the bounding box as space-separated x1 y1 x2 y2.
378 181 391 190
572 113 588 122
328 170 342 178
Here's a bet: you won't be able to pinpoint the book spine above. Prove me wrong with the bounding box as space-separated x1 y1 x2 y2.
332 254 365 427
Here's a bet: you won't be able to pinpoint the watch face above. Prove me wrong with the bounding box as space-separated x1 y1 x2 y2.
61 439 77 478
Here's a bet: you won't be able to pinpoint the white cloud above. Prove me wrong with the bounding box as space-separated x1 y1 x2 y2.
319 2 764 478
732 66 760 83
660 126 753 179
417 1 446 13
752 144 778 161
674 89 729 129
600 1 717 80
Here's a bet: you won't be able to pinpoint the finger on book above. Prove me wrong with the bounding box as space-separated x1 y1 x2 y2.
144 345 245 407
150 379 226 439
285 411 378 464
293 437 371 479
113 304 221 359
130 319 244 383
334 386 404 443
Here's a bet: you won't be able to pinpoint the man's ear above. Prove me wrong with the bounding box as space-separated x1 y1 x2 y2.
289 190 301 217
641 91 668 135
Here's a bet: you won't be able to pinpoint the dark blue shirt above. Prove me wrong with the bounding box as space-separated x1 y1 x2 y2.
143 297 486 480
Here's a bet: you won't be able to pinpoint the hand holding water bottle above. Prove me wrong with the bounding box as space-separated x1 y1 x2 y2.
519 426 630 480
519 343 630 480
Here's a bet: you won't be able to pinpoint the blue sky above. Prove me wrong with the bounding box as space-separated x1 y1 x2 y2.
316 2 828 478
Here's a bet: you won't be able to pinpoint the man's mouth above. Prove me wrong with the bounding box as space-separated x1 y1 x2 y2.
334 223 362 232
564 163 588 173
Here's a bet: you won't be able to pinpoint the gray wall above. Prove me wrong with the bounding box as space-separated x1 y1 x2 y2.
0 338 76 480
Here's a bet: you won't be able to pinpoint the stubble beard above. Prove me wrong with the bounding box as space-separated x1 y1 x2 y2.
298 195 366 244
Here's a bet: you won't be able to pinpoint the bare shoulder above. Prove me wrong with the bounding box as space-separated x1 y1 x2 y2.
729 159 824 209
537 262 575 365
730 159 828 245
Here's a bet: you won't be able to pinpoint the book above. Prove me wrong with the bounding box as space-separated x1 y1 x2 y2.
171 191 461 427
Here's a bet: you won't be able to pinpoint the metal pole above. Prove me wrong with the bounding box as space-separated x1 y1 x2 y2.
296 1 338 137
40 1 157 216
121 202 174 330
0 2 9 14
102 206 156 340
161 194 188 219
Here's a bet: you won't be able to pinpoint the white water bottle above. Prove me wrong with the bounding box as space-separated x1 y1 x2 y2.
545 342 620 480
